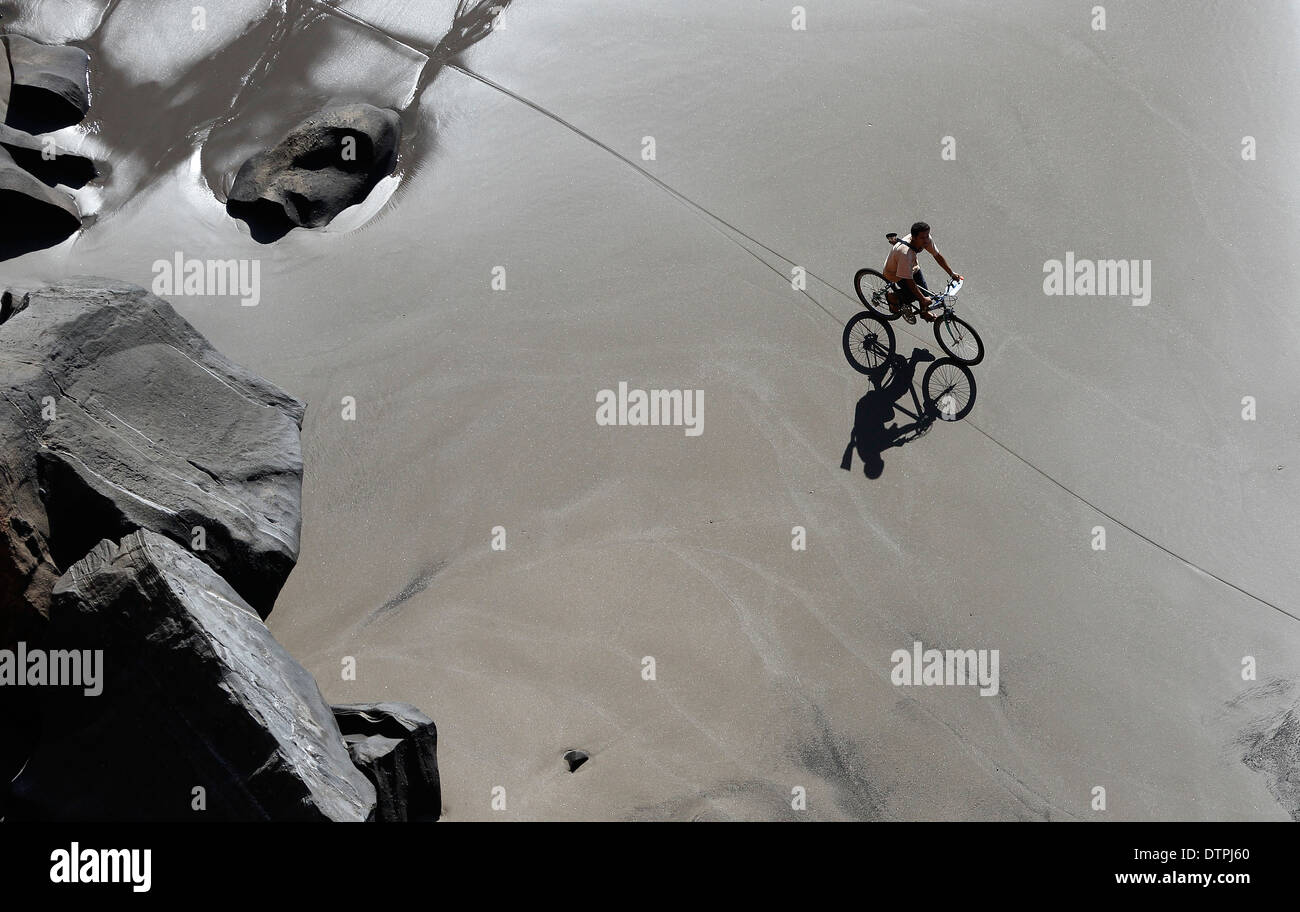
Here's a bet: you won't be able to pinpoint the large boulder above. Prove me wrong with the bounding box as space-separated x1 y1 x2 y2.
2 34 90 133
0 124 98 189
226 103 400 240
0 144 81 256
0 279 304 638
8 530 377 821
334 702 442 822
0 36 91 258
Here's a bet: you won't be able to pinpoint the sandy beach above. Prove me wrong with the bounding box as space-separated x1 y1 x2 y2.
4 0 1299 820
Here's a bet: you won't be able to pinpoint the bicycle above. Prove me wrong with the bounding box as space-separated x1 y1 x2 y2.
848 254 985 367
841 304 978 420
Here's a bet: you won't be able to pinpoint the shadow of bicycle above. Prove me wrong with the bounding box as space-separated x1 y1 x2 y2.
841 347 977 479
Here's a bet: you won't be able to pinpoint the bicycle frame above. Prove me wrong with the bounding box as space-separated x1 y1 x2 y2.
894 277 962 319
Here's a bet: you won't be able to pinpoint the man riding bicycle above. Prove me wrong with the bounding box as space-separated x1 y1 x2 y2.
883 221 964 324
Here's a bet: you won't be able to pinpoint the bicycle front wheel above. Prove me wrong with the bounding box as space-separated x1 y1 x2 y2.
923 358 977 421
933 313 985 365
842 311 895 375
853 268 899 321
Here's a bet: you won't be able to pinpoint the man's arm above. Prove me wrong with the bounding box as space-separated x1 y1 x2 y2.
930 251 962 281
926 241 963 281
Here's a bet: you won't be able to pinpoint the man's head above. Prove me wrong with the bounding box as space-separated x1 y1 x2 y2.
910 221 930 245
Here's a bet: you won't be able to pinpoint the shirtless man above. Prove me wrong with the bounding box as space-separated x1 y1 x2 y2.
883 221 963 324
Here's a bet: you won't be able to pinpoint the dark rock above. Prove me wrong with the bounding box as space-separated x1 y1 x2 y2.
2 34 90 134
0 124 99 188
0 277 445 823
8 530 376 821
334 702 441 822
1 286 32 322
563 748 589 773
0 144 81 258
227 103 400 241
0 279 304 636
0 37 92 258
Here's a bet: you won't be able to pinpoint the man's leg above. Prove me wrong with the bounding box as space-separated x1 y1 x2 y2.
886 285 901 313
893 281 918 323
912 268 938 321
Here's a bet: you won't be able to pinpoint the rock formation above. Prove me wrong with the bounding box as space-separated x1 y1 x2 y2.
9 530 377 821
563 748 590 773
3 34 91 133
334 703 442 822
226 103 400 241
1 280 441 821
0 33 89 257
0 280 304 630
0 144 81 256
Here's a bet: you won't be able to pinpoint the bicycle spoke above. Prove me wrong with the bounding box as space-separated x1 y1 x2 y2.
926 362 973 419
855 269 900 320
843 309 895 374
941 319 979 360
851 326 887 365
941 364 969 395
858 338 886 362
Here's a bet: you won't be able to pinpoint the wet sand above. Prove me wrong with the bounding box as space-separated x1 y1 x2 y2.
5 0 1300 819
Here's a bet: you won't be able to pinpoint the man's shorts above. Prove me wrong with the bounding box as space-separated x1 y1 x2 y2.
890 269 928 306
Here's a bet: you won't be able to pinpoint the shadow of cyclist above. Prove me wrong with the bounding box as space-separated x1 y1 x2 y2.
841 348 935 479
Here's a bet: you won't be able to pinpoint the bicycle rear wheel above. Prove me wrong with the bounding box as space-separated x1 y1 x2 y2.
933 313 985 365
853 268 899 321
842 311 895 375
922 358 977 421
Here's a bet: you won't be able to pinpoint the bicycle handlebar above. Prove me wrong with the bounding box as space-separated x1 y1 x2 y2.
919 279 963 316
